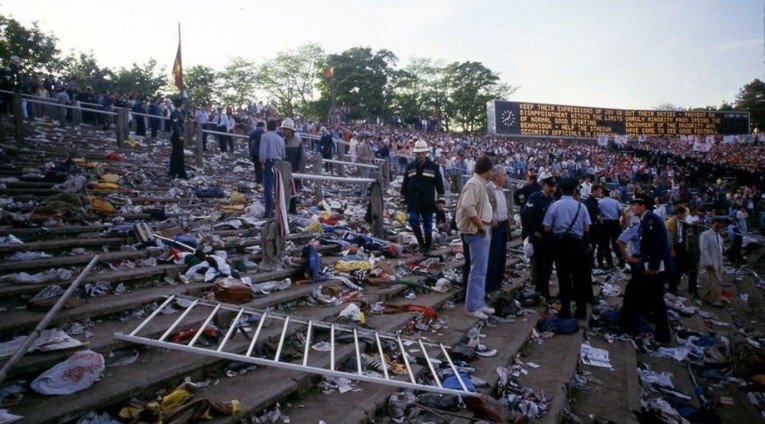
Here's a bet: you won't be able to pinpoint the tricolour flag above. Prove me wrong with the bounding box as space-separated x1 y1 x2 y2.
172 41 183 90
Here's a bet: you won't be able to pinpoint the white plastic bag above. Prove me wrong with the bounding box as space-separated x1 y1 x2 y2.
522 237 534 259
31 350 105 395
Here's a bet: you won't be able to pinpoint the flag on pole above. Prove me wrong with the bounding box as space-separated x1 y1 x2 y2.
323 68 334 78
172 25 183 90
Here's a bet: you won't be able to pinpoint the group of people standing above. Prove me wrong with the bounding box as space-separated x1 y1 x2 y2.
400 140 513 320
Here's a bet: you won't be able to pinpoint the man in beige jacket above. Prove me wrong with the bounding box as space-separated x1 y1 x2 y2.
699 216 726 306
456 156 494 319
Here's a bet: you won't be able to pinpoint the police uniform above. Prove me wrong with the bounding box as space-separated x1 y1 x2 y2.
401 155 445 252
598 194 623 268
543 178 592 319
520 177 556 298
169 106 187 179
619 195 673 343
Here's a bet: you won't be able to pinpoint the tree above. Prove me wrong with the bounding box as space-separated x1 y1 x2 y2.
734 79 765 132
111 59 166 100
0 15 61 74
320 47 397 121
257 43 325 117
217 57 257 108
60 51 115 93
184 65 218 107
443 61 514 133
390 57 444 126
654 103 683 111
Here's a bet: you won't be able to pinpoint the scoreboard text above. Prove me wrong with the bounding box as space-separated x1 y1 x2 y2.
488 100 750 138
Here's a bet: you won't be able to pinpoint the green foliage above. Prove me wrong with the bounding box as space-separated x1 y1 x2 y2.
390 57 445 123
442 61 514 133
111 59 166 100
61 51 115 93
184 65 218 107
734 79 765 131
0 15 61 74
217 57 257 108
321 47 397 121
257 43 325 118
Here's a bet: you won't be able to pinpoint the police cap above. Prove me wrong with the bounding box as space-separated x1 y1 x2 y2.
540 176 557 186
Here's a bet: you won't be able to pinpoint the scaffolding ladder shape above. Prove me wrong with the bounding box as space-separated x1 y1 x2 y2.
114 295 478 397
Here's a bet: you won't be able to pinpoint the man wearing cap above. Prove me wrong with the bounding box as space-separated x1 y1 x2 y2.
544 177 592 319
699 216 726 306
619 194 673 343
282 118 305 185
486 164 513 293
260 119 286 218
514 170 541 206
401 140 445 254
521 176 557 299
456 156 495 319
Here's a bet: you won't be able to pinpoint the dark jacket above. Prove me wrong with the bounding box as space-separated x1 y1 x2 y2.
520 190 553 241
401 158 444 215
249 127 264 157
637 211 674 274
514 181 541 206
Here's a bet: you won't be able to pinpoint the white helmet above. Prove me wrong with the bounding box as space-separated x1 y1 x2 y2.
280 117 296 132
412 139 429 153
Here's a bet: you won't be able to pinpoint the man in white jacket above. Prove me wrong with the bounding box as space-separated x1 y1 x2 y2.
699 216 726 306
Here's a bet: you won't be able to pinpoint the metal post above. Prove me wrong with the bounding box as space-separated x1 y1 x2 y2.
370 180 384 238
0 255 100 384
13 93 23 142
116 108 128 146
196 125 204 166
312 154 323 202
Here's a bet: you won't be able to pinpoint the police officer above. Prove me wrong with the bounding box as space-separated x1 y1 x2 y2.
521 176 557 299
514 170 541 206
598 188 623 269
401 139 445 254
618 194 673 343
544 178 592 319
168 98 187 179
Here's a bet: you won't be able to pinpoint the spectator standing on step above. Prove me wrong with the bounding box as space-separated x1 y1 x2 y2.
260 119 285 218
456 156 495 320
401 139 445 254
485 164 512 293
249 121 265 185
699 216 726 306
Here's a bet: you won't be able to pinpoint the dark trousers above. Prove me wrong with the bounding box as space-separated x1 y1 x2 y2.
150 118 160 139
263 159 277 218
252 155 263 184
169 136 186 178
620 271 671 342
135 116 146 136
531 240 554 298
554 236 590 319
600 220 621 267
668 244 689 294
486 221 508 293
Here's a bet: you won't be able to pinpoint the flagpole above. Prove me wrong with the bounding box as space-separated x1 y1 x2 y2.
178 22 184 100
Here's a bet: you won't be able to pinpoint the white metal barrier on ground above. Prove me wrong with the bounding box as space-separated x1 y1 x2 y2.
114 294 478 397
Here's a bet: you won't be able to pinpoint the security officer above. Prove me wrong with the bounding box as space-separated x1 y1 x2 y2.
618 194 673 343
520 176 557 299
598 188 623 269
401 139 445 254
514 170 541 206
543 177 591 319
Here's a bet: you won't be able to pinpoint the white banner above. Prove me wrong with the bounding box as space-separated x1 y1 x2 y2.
692 136 713 152
597 134 609 146
614 135 628 146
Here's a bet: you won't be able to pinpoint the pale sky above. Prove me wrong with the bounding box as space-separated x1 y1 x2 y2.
2 0 763 110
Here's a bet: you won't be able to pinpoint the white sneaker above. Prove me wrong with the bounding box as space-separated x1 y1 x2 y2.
480 306 496 315
466 310 489 320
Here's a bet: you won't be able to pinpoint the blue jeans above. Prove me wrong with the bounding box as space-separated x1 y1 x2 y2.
463 227 491 312
408 212 433 247
263 159 277 218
